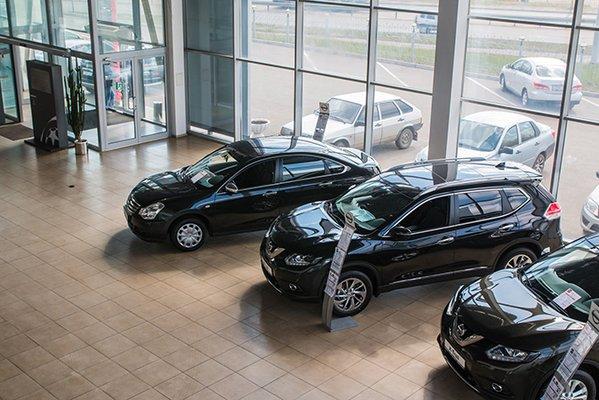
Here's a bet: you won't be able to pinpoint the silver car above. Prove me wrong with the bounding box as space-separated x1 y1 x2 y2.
582 173 599 234
280 92 423 150
416 111 555 172
499 57 583 108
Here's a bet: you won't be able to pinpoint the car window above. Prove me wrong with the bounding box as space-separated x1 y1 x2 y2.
521 61 533 75
400 196 450 233
518 122 538 143
511 60 523 70
356 107 379 125
324 159 346 174
281 156 327 182
379 102 401 119
502 126 520 148
504 187 528 211
185 147 241 188
457 190 504 224
234 159 276 190
394 100 413 114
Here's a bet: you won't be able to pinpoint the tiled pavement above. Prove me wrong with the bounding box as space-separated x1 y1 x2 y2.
0 135 483 400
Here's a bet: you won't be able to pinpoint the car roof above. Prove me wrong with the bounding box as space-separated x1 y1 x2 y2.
332 91 402 105
226 136 370 166
521 57 565 67
463 111 532 129
384 159 542 195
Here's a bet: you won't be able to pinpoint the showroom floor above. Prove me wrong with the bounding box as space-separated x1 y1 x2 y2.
0 135 483 400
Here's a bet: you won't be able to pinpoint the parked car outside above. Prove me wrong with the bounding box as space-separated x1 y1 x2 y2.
416 111 555 173
582 172 599 234
415 13 437 34
125 137 380 251
499 57 583 108
280 92 423 150
261 159 563 316
439 233 599 400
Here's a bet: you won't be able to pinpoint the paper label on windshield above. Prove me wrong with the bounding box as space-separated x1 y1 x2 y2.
553 288 582 310
190 170 209 184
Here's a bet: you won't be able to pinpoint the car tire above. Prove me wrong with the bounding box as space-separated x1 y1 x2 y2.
539 370 597 400
496 247 537 271
521 89 529 107
499 74 507 91
170 218 207 252
395 128 414 150
332 270 373 317
533 153 546 173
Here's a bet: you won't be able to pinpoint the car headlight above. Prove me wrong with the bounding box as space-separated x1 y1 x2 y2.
284 254 321 267
586 199 599 217
486 345 538 363
139 202 165 220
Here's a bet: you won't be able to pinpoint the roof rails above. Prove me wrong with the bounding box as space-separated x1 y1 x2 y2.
387 157 487 171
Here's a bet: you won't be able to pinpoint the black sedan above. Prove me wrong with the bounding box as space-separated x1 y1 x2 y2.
439 234 599 400
124 137 379 251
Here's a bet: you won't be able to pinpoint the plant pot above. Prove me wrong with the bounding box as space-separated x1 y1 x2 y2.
250 118 270 138
74 139 87 155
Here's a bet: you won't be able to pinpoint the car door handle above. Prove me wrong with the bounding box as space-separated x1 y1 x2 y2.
398 117 405 122
319 182 333 188
436 237 455 245
375 122 382 127
534 141 540 146
263 191 278 198
491 223 516 238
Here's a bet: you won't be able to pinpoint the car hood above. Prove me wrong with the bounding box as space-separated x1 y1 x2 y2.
269 201 343 250
416 146 495 162
589 185 599 203
456 270 582 349
130 170 204 206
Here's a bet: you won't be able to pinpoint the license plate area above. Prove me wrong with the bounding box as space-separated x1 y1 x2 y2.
444 339 466 369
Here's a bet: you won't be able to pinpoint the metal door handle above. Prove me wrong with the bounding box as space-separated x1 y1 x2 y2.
398 117 405 122
534 142 540 146
319 182 333 188
263 191 278 198
498 223 515 231
436 237 455 245
375 122 382 127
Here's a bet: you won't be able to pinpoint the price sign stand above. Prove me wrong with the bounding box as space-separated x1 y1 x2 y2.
542 302 599 400
322 213 359 332
313 102 330 142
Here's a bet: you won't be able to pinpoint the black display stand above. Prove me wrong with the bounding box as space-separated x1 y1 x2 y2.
313 102 329 142
24 60 70 152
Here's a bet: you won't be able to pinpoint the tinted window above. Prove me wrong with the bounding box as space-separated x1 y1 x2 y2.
379 102 400 119
234 160 275 189
457 190 503 223
519 122 538 143
503 126 519 148
325 159 346 174
401 196 450 232
394 100 413 114
282 156 327 182
504 188 528 211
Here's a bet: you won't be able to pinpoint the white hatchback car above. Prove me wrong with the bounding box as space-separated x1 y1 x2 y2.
280 92 423 150
416 111 555 172
499 57 583 108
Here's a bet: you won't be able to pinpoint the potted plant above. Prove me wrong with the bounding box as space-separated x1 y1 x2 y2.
64 59 87 155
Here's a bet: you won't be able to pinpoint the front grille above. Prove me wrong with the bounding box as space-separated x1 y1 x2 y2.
265 238 284 258
451 317 483 346
125 195 141 215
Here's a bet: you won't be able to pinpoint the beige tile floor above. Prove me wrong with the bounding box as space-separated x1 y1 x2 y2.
0 135 484 400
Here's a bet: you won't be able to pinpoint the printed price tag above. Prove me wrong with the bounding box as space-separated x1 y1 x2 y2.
190 170 209 183
553 288 582 310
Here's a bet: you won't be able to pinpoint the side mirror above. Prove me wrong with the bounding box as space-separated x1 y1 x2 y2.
224 182 238 194
498 146 514 155
355 120 365 127
390 225 412 239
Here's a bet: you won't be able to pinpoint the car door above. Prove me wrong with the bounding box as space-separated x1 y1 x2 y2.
517 121 541 166
359 106 383 145
520 60 534 93
498 125 522 162
452 189 520 273
207 158 279 234
377 101 403 144
505 60 522 91
376 195 458 286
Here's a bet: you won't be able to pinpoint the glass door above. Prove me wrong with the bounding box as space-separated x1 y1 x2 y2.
104 60 136 144
138 56 167 137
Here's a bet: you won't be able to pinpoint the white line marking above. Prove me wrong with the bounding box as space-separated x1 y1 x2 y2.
582 97 599 108
376 62 408 87
466 76 519 107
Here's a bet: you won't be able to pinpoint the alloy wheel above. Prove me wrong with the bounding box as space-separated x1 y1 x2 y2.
533 154 546 173
561 378 588 400
399 130 412 148
522 90 529 106
176 223 203 249
334 277 367 313
505 254 533 269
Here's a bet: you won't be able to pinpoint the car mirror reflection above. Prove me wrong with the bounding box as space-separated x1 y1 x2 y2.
499 147 514 155
390 225 412 239
225 182 239 194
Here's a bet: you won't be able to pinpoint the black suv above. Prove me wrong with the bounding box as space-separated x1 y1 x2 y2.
261 159 563 316
124 137 379 251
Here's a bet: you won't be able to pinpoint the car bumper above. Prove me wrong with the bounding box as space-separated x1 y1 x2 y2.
529 90 583 102
581 206 599 234
125 208 169 242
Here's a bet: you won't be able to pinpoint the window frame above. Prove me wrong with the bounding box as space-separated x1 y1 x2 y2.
502 125 520 148
396 194 453 234
518 121 539 143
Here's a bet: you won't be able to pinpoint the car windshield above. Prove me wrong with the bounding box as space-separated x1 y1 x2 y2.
523 237 599 321
183 148 241 188
334 177 418 232
536 65 565 78
458 120 503 152
323 98 362 124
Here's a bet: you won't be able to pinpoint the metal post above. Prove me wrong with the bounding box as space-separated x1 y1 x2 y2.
87 0 107 151
411 23 416 64
519 37 525 57
363 0 378 155
293 1 304 138
252 5 256 40
286 8 290 44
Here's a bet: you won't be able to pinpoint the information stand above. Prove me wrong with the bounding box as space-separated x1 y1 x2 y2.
542 302 599 400
313 102 329 142
322 213 359 332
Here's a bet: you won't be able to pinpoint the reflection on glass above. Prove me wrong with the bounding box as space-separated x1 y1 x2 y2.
187 53 234 136
371 88 429 170
241 62 293 140
464 21 570 116
557 122 599 239
301 73 366 150
470 0 574 24
375 11 436 92
377 0 438 12
139 56 166 137
571 29 599 123
50 0 91 51
186 0 233 55
303 3 369 79
0 0 9 36
9 0 49 43
241 0 294 67
104 60 136 143
0 45 19 121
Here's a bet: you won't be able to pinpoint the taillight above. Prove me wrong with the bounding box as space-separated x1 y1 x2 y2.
533 81 550 91
551 130 557 139
573 83 583 92
544 202 562 220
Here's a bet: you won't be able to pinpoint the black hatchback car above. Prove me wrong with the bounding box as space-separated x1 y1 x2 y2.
440 234 599 400
124 137 379 251
261 159 563 316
